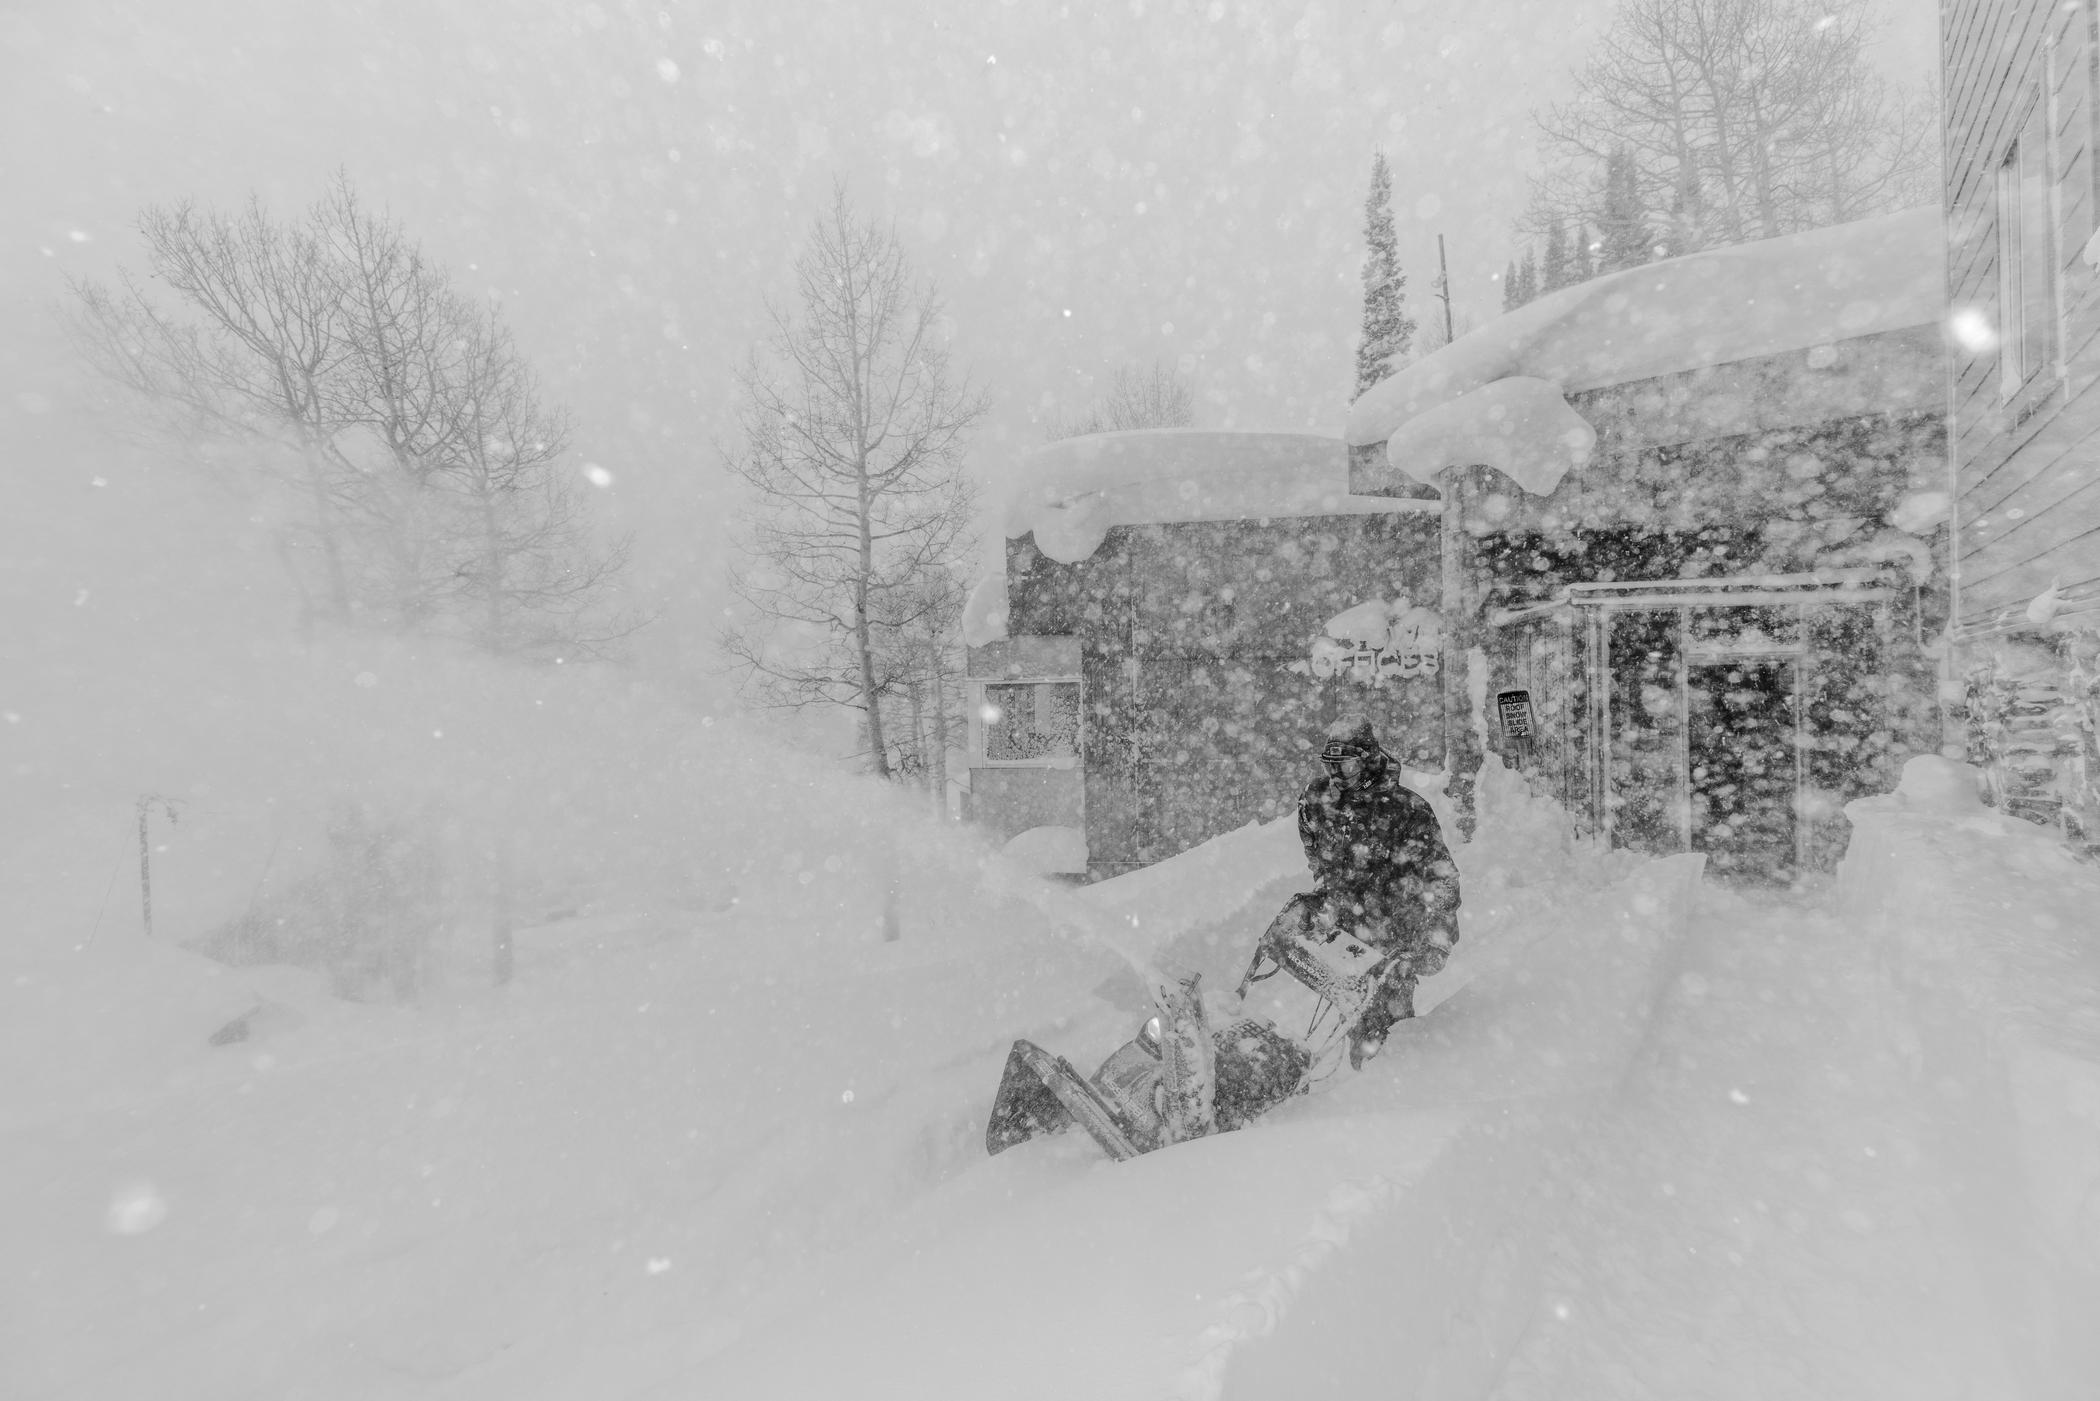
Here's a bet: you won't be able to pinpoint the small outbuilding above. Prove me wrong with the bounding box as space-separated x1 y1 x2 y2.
962 431 1442 881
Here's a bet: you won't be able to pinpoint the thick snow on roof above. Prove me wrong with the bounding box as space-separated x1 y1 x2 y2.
1345 206 1945 450
1382 375 1598 495
1003 430 1434 564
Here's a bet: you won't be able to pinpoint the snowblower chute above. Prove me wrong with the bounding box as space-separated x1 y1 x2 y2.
985 901 1393 1161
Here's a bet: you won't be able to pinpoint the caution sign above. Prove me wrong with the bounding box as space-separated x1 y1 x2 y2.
1496 689 1536 741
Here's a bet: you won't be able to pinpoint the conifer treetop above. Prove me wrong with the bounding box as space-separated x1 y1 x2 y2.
1352 151 1415 401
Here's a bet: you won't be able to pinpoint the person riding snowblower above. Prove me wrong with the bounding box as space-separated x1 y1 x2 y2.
1272 715 1461 1068
982 715 1462 1161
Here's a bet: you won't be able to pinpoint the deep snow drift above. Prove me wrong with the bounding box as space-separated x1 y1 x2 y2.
5 456 2094 1399
8 744 2098 1400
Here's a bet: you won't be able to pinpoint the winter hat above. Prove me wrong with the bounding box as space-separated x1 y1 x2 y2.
1324 713 1381 755
1321 714 1389 779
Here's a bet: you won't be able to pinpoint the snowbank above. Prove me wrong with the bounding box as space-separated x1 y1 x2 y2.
1001 430 1435 564
37 247 2088 1400
692 846 1708 1401
1344 206 1943 451
1000 824 1089 875
1837 756 2100 1391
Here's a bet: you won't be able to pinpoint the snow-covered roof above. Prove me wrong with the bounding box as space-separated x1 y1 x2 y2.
1344 207 1945 451
1001 430 1435 564
1380 375 1598 496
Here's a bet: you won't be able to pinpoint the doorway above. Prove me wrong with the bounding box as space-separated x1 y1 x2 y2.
1687 656 1801 881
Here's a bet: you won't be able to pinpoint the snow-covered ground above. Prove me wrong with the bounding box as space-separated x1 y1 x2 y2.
5 460 2093 1398
8 735 2097 1399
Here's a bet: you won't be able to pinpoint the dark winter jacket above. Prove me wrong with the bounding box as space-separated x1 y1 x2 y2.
1296 770 1460 952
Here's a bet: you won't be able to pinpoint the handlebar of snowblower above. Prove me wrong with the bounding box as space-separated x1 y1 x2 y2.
1235 892 1443 1014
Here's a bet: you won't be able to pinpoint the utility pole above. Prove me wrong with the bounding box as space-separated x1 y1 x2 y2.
1436 233 1455 345
137 794 180 938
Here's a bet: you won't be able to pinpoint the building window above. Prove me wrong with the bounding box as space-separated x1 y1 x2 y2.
977 680 1081 764
1997 106 2059 399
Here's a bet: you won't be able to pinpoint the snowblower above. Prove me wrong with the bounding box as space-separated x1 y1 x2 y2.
985 896 1404 1161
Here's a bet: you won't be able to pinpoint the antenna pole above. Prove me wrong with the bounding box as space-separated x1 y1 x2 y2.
1437 233 1455 343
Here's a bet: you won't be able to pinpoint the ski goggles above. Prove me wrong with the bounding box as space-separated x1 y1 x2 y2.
1321 741 1369 780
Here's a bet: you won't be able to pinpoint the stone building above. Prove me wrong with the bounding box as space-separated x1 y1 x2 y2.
1345 209 1951 881
970 211 1952 885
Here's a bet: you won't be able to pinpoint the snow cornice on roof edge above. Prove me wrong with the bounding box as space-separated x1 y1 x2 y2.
1381 376 1598 496
1343 206 1946 452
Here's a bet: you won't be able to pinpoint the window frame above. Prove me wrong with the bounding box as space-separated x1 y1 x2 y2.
1996 95 2064 408
969 676 1084 770
1998 137 2027 398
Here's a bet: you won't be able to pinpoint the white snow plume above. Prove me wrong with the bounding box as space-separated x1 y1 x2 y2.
1093 757 1632 1022
1000 824 1088 874
1082 814 1314 986
960 571 1011 646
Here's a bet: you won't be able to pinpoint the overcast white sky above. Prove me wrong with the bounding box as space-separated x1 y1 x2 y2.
0 0 1937 655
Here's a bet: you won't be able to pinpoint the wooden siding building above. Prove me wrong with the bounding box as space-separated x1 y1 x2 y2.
1943 0 2100 848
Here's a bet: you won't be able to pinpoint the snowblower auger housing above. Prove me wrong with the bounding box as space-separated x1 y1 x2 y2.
985 930 1346 1161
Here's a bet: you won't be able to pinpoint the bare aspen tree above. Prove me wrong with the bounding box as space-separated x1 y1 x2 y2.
69 174 633 657
1097 362 1195 432
719 189 986 779
1526 0 1934 255
875 567 969 803
72 199 360 623
439 306 632 656
1047 360 1196 440
318 178 466 624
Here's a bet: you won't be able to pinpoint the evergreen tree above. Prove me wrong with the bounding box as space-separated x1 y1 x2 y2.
1596 148 1650 273
1352 151 1414 400
1501 259 1523 314
1517 250 1539 305
1571 223 1595 282
1541 219 1570 293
